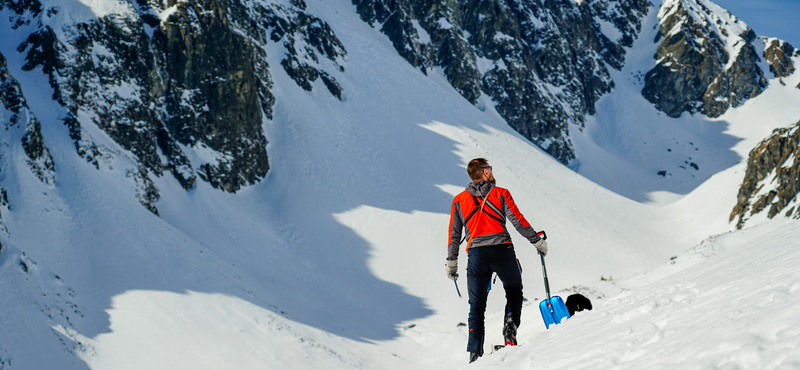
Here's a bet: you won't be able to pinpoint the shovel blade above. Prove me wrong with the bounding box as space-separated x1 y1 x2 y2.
539 296 570 329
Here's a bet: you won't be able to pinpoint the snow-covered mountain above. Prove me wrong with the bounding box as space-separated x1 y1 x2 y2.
350 0 651 163
0 0 799 369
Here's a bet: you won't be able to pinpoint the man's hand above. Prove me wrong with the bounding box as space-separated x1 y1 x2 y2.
533 239 548 256
445 259 459 280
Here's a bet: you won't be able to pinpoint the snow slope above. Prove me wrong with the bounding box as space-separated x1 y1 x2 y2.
469 220 800 370
0 0 798 369
571 0 800 203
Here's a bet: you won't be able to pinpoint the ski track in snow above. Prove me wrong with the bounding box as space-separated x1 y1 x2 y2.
0 0 799 369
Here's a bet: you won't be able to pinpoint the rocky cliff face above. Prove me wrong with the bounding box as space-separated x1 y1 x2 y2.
0 0 346 212
763 38 797 82
0 53 55 186
0 52 49 241
351 0 650 164
643 0 795 118
731 121 800 229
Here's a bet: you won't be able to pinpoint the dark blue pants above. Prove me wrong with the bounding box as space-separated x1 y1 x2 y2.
466 245 523 354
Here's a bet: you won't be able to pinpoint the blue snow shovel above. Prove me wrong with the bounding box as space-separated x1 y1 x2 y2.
537 231 570 329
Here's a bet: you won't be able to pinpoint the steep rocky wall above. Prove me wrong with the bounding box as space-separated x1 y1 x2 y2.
643 0 795 119
351 0 650 164
764 38 796 80
0 52 50 231
731 121 800 229
0 0 346 212
0 53 55 186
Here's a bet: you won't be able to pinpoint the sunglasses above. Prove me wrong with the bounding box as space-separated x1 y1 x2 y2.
481 166 492 170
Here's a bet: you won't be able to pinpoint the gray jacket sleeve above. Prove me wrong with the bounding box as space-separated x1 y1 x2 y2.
447 201 464 260
501 194 541 244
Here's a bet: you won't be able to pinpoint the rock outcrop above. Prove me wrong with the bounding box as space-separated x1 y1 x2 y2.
0 0 346 212
642 0 795 118
351 0 651 164
0 52 56 186
642 0 773 118
0 51 49 235
731 121 800 229
764 39 796 79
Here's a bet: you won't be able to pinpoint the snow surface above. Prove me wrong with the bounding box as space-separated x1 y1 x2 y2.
411 20 431 44
596 18 622 43
36 0 138 29
0 0 799 369
469 220 800 369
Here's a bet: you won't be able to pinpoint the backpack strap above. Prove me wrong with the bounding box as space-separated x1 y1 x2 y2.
480 200 504 224
472 192 504 226
463 203 479 224
466 187 493 252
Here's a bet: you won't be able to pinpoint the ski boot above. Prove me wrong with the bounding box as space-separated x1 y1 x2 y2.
503 314 517 346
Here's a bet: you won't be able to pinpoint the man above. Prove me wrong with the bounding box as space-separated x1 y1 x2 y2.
445 158 547 363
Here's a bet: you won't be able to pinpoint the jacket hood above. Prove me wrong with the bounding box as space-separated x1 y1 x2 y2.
466 180 495 197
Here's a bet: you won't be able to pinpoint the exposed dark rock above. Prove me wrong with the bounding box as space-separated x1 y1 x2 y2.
128 169 159 215
0 52 56 185
320 71 343 100
725 42 767 109
158 0 270 192
282 56 319 91
258 1 347 101
731 121 800 229
0 0 348 208
351 0 650 164
764 39 795 78
643 0 767 118
21 119 56 185
1 50 52 238
0 185 7 242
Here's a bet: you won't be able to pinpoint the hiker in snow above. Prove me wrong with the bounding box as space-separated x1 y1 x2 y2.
445 158 548 363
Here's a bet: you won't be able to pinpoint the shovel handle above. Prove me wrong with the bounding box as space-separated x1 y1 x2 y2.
538 230 551 301
540 253 552 301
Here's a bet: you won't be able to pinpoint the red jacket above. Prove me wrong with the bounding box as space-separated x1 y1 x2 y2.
447 181 540 260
